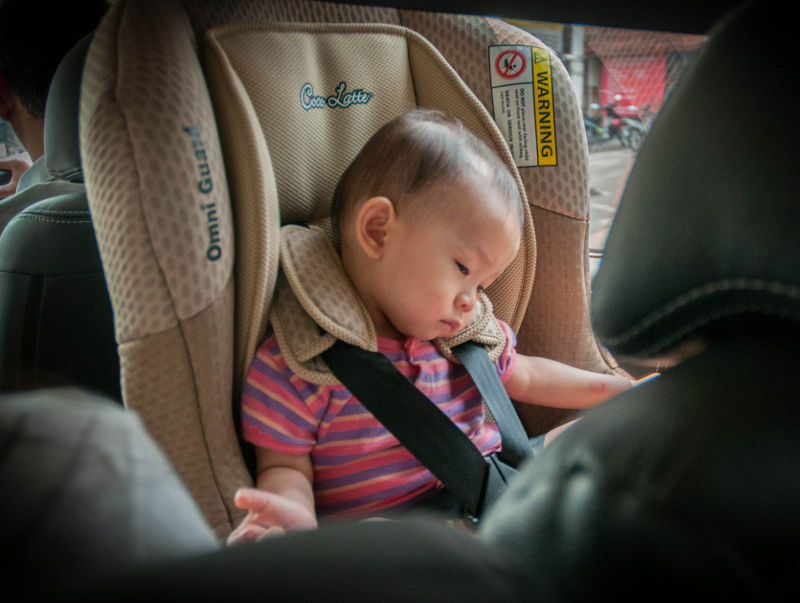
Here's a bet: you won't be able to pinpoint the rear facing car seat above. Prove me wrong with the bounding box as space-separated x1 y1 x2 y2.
80 0 622 537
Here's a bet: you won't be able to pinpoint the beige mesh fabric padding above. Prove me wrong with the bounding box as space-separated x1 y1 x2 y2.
206 24 417 224
274 224 377 379
81 0 620 537
81 0 248 538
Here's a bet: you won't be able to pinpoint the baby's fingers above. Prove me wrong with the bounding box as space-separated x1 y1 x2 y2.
232 487 268 512
227 520 286 546
232 488 316 532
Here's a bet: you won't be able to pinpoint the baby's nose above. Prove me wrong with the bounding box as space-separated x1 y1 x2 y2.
456 291 477 313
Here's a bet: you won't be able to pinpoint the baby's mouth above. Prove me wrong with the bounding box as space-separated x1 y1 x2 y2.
441 319 461 334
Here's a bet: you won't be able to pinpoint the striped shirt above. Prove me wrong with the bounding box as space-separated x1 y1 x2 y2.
241 321 516 518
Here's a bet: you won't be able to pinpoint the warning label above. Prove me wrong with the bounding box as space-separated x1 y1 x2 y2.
489 45 557 167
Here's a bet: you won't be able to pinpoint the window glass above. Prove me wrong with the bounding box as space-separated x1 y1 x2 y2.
504 20 706 275
0 117 24 158
0 117 29 193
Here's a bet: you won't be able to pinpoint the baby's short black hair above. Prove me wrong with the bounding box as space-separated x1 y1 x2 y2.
331 109 522 230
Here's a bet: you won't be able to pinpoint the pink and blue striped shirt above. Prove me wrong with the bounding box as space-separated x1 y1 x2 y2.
241 321 516 518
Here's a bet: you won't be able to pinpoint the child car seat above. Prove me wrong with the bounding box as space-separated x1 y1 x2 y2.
80 0 622 537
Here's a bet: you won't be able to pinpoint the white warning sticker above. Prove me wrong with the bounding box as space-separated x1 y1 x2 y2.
489 45 557 167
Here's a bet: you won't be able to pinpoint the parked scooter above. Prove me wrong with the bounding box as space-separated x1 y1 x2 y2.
617 99 651 152
585 96 647 152
621 113 645 151
584 112 612 151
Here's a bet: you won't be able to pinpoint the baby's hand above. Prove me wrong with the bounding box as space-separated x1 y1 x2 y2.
590 372 636 402
226 487 318 545
592 373 659 398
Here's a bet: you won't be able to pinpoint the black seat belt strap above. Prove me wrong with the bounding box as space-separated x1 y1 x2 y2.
322 340 488 516
451 342 532 467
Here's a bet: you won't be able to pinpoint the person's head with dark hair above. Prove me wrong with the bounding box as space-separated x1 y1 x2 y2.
0 0 108 160
335 109 524 342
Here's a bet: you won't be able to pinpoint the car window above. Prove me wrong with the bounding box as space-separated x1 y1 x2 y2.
504 19 707 275
1 117 26 187
0 117 24 158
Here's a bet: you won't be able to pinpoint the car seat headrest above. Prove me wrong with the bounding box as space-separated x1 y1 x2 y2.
206 23 410 224
591 0 799 360
44 35 92 184
204 20 530 230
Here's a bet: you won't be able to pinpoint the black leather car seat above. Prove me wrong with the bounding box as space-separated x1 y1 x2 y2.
0 36 119 400
481 0 800 597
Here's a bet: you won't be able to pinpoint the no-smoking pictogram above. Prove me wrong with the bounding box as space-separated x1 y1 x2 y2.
495 49 526 80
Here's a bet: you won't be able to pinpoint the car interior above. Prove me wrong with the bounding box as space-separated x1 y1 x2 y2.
2 0 797 599
76 0 635 538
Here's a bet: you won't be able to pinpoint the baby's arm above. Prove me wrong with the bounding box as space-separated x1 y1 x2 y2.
504 353 635 409
226 447 318 545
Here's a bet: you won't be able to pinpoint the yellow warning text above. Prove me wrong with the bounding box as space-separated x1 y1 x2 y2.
532 48 557 166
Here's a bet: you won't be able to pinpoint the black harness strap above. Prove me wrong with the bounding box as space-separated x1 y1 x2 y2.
451 342 531 467
321 339 531 518
322 340 487 516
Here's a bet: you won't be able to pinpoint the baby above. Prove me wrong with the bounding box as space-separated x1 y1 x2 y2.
228 109 635 543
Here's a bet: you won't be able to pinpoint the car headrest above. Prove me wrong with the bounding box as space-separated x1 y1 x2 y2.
591 0 798 361
44 35 92 183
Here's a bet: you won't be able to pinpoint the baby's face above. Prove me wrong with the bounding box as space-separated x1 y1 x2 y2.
369 178 521 341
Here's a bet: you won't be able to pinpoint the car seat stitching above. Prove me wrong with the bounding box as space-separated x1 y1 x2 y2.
603 278 800 348
9 215 92 226
23 209 89 215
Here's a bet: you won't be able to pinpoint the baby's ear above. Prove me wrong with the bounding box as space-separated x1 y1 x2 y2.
355 196 395 259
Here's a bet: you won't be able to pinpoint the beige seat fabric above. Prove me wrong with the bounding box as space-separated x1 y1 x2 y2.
81 0 619 538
